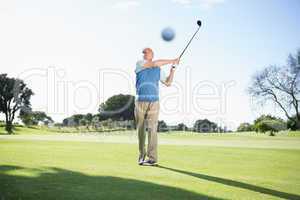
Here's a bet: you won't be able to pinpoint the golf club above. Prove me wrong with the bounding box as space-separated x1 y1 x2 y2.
173 20 202 68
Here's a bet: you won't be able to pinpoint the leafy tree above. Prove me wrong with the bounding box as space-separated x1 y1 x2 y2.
91 114 100 129
99 94 135 121
19 110 53 126
177 123 188 131
62 115 83 127
193 119 217 133
255 119 286 135
253 115 285 132
79 118 87 126
248 49 300 129
72 114 85 126
158 120 168 132
287 115 300 130
62 118 71 126
33 111 53 124
237 122 254 132
62 113 97 128
84 113 93 126
254 114 279 125
0 74 33 133
19 109 34 126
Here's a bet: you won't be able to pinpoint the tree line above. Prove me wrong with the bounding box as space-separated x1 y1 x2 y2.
0 49 299 134
157 119 229 133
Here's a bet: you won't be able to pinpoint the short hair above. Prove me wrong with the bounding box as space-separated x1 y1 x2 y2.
142 48 153 54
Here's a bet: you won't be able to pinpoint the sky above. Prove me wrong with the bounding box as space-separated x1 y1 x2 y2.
0 0 299 129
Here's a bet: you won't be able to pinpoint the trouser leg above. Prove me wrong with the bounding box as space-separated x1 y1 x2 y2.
146 101 159 162
135 101 147 159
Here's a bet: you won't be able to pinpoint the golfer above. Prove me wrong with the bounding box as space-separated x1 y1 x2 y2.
135 47 179 166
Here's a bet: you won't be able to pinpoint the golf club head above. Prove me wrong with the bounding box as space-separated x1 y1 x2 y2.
197 20 202 27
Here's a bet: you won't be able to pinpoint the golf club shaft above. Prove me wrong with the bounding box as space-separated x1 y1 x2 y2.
178 27 201 60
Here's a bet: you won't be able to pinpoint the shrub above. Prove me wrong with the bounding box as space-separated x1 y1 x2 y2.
237 123 254 132
177 123 188 131
255 119 286 134
287 115 300 130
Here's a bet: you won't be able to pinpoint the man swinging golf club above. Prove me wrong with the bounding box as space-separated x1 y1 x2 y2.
135 21 202 166
135 48 179 166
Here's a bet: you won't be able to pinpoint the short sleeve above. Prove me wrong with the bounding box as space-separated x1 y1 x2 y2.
160 70 167 82
135 60 146 73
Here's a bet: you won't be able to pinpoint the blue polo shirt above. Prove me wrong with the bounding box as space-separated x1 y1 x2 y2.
135 60 167 102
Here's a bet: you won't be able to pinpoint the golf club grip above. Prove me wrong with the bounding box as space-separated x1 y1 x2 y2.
179 27 200 59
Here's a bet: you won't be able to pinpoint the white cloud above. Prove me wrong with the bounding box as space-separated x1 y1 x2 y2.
172 0 225 9
113 0 141 10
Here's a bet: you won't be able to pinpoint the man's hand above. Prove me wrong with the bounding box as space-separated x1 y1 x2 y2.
172 58 180 65
170 66 175 73
162 66 176 87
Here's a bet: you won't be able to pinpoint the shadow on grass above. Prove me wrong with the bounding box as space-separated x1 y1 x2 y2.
0 165 224 200
157 165 300 200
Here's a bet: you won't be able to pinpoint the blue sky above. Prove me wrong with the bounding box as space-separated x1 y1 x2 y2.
0 0 299 129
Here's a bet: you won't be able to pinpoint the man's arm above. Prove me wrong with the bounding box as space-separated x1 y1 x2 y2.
143 58 179 68
161 67 176 87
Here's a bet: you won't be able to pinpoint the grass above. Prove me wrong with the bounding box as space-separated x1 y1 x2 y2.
0 124 127 135
0 130 300 199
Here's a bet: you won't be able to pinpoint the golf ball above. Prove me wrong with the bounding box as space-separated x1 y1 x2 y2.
161 27 175 42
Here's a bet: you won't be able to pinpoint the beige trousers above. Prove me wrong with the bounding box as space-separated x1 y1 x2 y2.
135 101 159 162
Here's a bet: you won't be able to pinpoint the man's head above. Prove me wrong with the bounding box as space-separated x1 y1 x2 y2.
143 48 153 61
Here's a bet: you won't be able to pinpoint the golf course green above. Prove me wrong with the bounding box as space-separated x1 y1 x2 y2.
0 131 300 200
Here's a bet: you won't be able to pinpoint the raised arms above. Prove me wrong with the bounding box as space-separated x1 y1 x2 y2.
143 58 179 68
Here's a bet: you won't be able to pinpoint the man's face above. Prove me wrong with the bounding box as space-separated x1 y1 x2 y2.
143 48 153 61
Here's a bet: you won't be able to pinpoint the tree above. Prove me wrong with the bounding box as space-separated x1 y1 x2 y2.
62 118 72 126
0 74 33 133
19 108 34 126
255 119 286 135
253 115 283 131
84 113 93 126
19 110 53 126
237 122 254 132
33 111 53 124
158 120 168 132
177 123 188 131
254 114 279 125
253 115 286 133
287 115 300 130
91 114 100 129
99 94 135 121
62 113 96 128
79 118 87 126
248 49 300 129
193 119 217 133
72 114 85 126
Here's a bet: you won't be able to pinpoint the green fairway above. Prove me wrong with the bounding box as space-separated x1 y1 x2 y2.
1 133 300 200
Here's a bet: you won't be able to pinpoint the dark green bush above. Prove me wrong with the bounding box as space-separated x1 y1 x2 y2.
287 115 300 130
